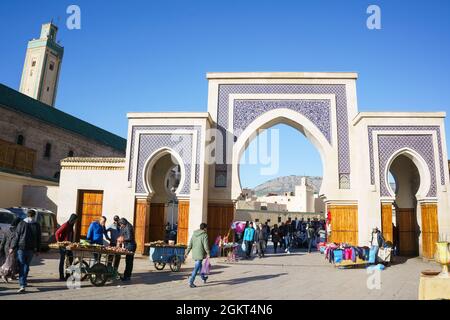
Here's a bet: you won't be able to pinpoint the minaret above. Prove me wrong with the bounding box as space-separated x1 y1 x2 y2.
19 23 64 107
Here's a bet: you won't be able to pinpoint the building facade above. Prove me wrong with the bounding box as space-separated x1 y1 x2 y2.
58 72 450 259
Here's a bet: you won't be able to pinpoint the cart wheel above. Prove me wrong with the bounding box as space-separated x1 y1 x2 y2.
154 262 166 270
170 257 181 272
89 263 108 287
70 259 89 281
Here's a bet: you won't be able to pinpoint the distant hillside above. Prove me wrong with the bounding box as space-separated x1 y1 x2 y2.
251 175 322 197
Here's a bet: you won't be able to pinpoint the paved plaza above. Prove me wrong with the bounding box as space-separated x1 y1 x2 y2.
0 246 440 300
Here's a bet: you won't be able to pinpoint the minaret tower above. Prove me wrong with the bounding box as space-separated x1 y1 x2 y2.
19 23 64 107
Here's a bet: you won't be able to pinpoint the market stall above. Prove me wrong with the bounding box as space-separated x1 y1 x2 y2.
49 241 134 286
145 241 186 272
321 242 392 269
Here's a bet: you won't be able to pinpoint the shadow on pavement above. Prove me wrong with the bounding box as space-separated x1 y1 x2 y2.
204 273 288 287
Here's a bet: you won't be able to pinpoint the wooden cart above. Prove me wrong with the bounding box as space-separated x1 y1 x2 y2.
65 246 134 287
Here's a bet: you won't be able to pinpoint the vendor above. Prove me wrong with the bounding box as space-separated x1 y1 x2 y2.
86 216 107 245
371 227 386 247
118 218 136 282
55 214 78 281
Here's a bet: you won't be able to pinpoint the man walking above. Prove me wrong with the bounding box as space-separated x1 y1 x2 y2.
185 223 210 288
307 223 316 253
11 209 41 293
271 224 281 253
255 223 267 258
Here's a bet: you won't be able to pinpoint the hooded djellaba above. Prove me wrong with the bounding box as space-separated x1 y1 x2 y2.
0 217 21 259
55 214 78 242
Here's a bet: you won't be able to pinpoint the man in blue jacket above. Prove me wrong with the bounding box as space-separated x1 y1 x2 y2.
87 216 107 245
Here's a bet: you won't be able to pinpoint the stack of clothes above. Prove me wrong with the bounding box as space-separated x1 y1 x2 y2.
324 243 371 264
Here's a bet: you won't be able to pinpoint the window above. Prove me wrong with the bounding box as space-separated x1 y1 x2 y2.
49 62 54 71
68 150 74 157
44 143 52 158
46 87 50 92
31 60 36 67
17 134 24 145
0 212 14 224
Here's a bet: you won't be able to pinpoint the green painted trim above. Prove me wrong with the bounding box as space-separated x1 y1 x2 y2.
28 39 64 56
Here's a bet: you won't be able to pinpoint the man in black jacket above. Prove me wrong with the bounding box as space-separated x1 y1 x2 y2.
10 209 41 293
118 218 136 281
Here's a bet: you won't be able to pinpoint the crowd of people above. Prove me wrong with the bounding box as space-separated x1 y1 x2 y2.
0 210 137 293
238 218 327 259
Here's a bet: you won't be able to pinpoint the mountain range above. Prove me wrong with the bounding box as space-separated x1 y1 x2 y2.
250 175 322 197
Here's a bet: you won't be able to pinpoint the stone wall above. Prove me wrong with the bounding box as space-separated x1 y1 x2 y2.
0 106 125 179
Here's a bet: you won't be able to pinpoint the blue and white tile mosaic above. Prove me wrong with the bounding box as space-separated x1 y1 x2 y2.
233 99 331 142
377 134 437 198
368 126 444 187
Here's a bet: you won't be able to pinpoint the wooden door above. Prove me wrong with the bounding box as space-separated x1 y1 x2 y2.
207 203 235 246
149 203 165 242
76 190 103 241
177 201 189 245
396 208 418 256
328 205 358 245
421 203 439 259
381 203 393 243
134 198 150 254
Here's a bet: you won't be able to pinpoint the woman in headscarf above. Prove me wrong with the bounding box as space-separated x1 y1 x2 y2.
118 218 136 281
55 214 78 280
0 217 21 282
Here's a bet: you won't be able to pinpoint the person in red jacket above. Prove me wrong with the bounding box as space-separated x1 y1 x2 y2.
55 214 78 280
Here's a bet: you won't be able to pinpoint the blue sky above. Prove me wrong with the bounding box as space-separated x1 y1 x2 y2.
1 0 450 188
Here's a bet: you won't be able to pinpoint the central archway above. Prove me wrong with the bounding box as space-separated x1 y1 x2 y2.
231 108 334 201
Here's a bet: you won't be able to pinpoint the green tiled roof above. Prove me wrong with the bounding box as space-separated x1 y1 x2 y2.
0 83 126 152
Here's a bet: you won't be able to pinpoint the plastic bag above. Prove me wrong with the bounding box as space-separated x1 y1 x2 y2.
201 258 211 275
367 263 385 271
369 246 378 264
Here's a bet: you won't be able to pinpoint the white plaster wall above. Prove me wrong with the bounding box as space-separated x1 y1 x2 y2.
58 167 134 226
22 185 59 214
0 171 58 209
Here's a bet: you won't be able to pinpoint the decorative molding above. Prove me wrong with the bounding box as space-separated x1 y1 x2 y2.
128 125 202 187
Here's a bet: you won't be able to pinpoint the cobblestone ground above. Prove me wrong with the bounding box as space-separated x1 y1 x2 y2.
0 247 440 300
